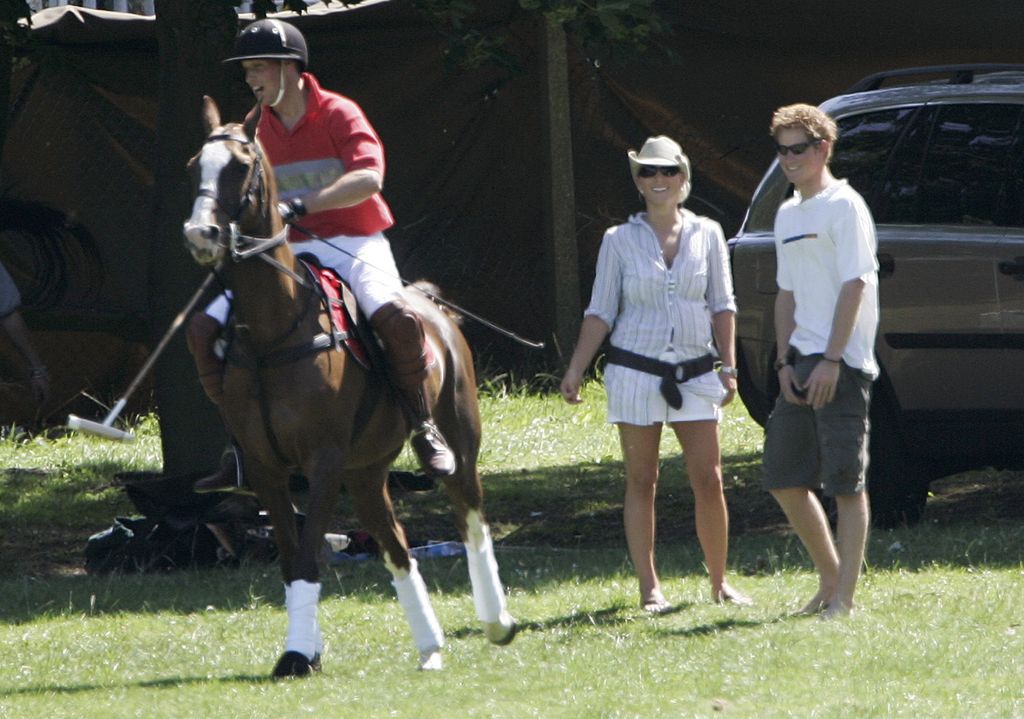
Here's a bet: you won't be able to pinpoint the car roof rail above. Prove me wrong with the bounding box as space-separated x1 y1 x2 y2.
846 64 1024 93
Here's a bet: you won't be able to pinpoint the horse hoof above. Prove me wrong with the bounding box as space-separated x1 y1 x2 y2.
272 651 322 678
483 612 517 646
418 647 444 671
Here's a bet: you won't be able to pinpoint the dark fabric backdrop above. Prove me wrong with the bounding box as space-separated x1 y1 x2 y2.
2 0 1020 425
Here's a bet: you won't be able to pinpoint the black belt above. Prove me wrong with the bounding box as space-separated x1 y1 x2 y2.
605 346 718 410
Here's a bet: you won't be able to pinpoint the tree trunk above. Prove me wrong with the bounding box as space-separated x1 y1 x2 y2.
540 17 580 361
151 0 238 474
0 30 12 188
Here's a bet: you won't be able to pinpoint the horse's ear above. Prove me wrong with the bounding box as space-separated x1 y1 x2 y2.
243 104 261 143
202 95 221 134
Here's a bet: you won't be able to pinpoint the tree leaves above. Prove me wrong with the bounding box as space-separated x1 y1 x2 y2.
0 1 31 45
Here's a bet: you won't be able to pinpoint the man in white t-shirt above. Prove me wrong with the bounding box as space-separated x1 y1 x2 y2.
761 103 879 618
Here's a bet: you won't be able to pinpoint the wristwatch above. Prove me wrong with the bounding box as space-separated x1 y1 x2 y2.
773 356 790 372
718 365 738 378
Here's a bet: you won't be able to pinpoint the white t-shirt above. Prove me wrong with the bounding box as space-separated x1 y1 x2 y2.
774 179 879 377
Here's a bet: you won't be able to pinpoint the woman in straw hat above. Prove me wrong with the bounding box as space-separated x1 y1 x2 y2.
560 136 750 612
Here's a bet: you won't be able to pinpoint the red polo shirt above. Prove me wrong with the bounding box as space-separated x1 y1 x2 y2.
257 72 395 239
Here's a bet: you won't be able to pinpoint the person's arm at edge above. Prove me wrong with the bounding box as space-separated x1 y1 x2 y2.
559 315 611 404
774 289 803 405
0 310 50 405
712 309 737 407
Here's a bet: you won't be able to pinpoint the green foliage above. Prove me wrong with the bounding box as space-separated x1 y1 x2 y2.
247 0 371 17
520 0 670 61
235 0 671 71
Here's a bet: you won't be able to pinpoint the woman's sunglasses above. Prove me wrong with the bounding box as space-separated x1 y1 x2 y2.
636 165 682 178
774 138 822 156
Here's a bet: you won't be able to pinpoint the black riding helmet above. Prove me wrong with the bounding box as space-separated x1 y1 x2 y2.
223 19 308 71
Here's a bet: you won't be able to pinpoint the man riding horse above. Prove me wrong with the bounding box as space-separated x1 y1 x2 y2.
188 18 455 485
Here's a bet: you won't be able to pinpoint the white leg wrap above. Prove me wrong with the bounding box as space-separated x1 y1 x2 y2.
464 513 507 623
284 580 322 660
390 558 445 653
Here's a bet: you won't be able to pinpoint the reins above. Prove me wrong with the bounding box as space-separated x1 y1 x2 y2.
200 131 346 471
200 130 339 371
288 222 547 350
202 130 544 351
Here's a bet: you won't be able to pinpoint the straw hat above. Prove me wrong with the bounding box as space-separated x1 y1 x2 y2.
627 135 691 178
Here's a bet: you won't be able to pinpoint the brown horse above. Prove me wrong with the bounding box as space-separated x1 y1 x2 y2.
182 96 515 677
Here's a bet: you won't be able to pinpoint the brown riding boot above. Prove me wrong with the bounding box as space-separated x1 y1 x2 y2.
186 312 225 405
370 300 456 478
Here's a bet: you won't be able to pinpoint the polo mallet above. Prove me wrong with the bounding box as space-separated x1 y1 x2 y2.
67 269 219 442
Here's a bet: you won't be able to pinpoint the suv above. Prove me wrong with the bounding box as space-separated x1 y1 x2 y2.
729 64 1024 527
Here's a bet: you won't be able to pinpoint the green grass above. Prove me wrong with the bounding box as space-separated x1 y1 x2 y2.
1 382 1023 718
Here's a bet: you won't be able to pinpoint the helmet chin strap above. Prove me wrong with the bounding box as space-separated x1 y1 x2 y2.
269 62 286 108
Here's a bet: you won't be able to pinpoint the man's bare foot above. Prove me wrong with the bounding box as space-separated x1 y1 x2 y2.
821 600 854 620
641 590 671 614
796 588 834 615
713 583 753 606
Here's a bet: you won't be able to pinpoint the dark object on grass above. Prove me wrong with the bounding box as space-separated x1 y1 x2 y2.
84 470 268 574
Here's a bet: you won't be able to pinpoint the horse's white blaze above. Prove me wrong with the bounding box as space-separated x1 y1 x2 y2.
183 143 232 258
464 510 508 624
386 555 445 655
283 579 322 660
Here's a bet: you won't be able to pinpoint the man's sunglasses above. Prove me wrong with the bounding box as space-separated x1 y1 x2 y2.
636 165 682 178
774 138 822 156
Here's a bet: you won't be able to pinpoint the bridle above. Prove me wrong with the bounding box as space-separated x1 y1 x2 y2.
196 131 306 285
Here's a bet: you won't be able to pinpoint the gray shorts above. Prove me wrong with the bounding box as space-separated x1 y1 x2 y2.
761 353 874 497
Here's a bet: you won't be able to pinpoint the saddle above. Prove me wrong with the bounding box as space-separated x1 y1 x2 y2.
297 253 374 370
223 253 377 371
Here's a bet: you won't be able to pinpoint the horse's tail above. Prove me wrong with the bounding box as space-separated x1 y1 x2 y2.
409 280 462 324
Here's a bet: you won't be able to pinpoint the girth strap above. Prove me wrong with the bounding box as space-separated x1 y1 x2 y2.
605 346 718 410
225 330 348 370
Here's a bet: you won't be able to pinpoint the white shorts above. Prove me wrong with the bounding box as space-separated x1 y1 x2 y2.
204 232 403 324
604 365 726 425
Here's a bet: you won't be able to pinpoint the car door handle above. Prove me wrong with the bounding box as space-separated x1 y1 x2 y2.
998 257 1024 277
877 253 894 279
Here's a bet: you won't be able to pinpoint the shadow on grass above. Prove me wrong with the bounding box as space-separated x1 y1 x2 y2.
665 616 768 638
447 603 654 640
0 671 278 700
1 452 1022 623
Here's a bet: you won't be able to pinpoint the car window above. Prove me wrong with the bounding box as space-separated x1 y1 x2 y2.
876 103 1023 227
832 107 918 208
744 107 915 233
1008 115 1024 227
743 165 790 233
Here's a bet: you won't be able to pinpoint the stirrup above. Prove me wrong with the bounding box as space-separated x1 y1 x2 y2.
409 421 456 478
192 445 253 495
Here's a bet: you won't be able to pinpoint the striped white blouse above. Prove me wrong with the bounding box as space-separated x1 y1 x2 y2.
586 210 735 357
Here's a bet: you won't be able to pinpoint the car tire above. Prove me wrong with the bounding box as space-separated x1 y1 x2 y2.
867 375 930 528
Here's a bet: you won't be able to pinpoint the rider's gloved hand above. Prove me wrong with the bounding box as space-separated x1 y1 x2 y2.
277 198 307 224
